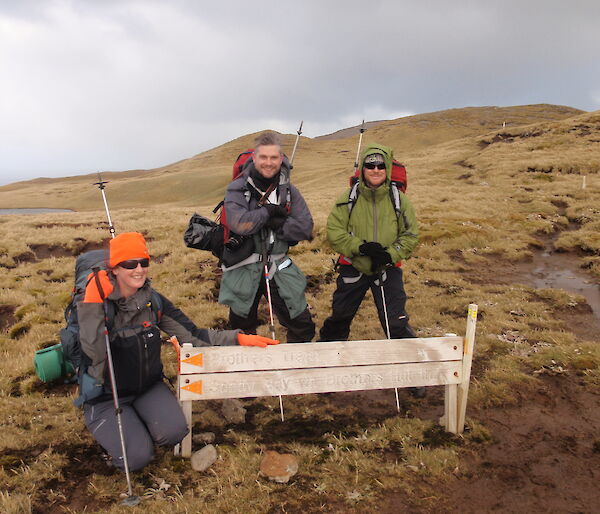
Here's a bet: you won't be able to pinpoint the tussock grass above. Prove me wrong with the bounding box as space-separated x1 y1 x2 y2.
1 105 599 510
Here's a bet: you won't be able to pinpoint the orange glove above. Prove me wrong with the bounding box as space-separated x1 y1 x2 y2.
237 333 280 347
83 270 114 303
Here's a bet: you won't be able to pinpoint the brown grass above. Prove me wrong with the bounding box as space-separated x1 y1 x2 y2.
1 104 599 512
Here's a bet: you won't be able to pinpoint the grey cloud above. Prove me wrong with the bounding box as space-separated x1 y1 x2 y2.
1 0 599 185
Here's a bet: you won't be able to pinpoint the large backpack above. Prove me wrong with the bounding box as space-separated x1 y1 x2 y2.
218 148 256 243
184 148 291 263
231 148 254 180
349 159 407 192
60 249 162 372
184 149 256 256
344 160 408 219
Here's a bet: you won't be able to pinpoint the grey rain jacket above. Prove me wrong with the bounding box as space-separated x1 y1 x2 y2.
218 161 313 318
77 278 239 403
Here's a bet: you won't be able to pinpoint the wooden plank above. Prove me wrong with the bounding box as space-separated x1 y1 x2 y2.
457 304 477 433
175 369 193 458
180 337 463 375
444 384 458 434
179 361 462 401
180 400 193 458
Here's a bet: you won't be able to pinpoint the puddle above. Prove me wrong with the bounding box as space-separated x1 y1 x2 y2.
531 250 600 319
0 208 74 215
456 226 600 340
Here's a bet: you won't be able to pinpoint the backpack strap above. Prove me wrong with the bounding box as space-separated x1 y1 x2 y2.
337 182 360 214
149 290 163 323
389 181 402 217
105 290 163 333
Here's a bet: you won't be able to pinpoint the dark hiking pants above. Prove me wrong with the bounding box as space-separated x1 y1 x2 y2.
229 276 315 343
84 381 188 471
319 265 414 341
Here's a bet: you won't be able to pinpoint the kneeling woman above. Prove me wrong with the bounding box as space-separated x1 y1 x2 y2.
76 232 277 471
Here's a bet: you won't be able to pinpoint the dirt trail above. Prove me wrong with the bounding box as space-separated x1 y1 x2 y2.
394 227 600 513
435 376 600 513
373 376 600 513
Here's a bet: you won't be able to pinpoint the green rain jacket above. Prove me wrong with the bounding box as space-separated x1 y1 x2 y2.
326 143 419 276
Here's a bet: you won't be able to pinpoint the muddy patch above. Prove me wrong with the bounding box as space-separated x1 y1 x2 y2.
29 243 72 259
0 304 17 331
529 250 600 318
480 130 544 149
239 396 396 447
13 251 37 265
72 237 110 255
429 376 600 514
457 219 600 340
30 443 115 514
6 374 29 397
305 270 336 294
460 253 600 340
30 379 77 397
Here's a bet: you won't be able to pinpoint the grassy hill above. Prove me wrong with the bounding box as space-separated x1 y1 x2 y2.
1 103 599 512
0 104 584 211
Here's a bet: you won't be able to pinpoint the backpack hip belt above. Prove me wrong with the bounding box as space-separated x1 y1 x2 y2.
221 252 286 273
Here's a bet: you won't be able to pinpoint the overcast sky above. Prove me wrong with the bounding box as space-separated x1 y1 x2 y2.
1 0 599 186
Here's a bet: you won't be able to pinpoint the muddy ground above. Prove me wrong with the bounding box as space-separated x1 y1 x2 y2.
10 238 600 513
367 373 600 514
388 242 600 514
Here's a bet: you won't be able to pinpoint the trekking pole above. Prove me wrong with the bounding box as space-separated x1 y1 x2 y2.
352 120 366 174
260 228 285 421
256 186 285 421
94 172 116 239
92 271 140 507
289 120 303 168
378 268 401 413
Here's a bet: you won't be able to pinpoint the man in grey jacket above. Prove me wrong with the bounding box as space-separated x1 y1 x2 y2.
218 132 315 342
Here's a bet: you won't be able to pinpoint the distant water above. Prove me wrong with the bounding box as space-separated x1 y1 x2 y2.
0 208 74 215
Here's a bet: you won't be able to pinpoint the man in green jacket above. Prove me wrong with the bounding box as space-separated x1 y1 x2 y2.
319 143 419 341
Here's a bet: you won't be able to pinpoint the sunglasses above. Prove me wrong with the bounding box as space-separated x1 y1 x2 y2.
117 258 150 269
364 163 386 170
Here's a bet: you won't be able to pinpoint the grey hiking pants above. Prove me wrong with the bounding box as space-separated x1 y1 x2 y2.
84 380 188 471
319 265 414 341
229 276 315 343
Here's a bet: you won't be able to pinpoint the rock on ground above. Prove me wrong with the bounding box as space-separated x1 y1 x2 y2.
221 398 247 424
259 451 299 484
191 444 218 472
192 432 216 445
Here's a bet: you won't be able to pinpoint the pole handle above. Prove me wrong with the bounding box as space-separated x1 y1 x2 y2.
353 120 366 173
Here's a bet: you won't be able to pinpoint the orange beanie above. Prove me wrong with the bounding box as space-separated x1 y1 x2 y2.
109 232 150 268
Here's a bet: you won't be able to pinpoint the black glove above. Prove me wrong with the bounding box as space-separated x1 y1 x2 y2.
370 249 392 272
265 216 286 231
359 241 384 257
264 204 288 218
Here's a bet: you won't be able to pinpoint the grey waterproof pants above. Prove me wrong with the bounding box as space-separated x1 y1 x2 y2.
229 276 315 343
319 265 415 341
84 381 188 471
